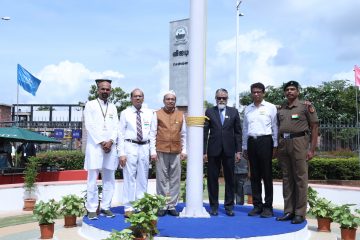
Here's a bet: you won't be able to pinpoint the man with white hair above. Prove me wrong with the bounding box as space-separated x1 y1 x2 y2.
118 88 155 217
150 90 187 216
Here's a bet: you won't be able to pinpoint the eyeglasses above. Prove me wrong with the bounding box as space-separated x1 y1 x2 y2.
216 97 228 101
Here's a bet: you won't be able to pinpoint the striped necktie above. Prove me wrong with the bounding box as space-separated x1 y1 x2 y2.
136 110 143 141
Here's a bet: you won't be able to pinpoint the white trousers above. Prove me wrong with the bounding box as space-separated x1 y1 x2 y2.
85 168 115 212
122 142 150 211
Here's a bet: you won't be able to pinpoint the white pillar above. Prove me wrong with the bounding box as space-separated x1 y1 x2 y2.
180 0 209 218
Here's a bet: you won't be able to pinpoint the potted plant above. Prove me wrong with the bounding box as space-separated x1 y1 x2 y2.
307 186 335 232
332 204 360 240
307 197 335 232
23 156 39 211
132 193 166 215
131 193 166 234
33 199 60 239
104 229 134 240
126 211 158 240
59 194 85 228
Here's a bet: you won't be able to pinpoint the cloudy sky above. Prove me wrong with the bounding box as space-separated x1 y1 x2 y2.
0 0 359 109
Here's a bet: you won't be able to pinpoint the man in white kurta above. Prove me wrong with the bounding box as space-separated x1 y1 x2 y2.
84 79 119 220
118 88 155 217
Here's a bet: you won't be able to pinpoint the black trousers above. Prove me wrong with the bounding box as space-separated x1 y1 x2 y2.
247 135 273 209
207 151 235 210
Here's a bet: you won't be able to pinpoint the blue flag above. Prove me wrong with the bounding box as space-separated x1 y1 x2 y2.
17 64 41 96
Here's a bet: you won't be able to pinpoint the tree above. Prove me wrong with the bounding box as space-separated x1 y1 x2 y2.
204 100 214 109
88 84 131 113
238 80 358 121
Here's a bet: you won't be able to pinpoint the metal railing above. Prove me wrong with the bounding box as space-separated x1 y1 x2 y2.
318 119 359 152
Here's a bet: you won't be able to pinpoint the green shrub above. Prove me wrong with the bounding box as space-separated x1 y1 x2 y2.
273 157 359 180
35 150 84 170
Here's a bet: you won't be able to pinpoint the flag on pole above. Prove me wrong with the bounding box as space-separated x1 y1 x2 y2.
354 65 360 87
17 64 41 96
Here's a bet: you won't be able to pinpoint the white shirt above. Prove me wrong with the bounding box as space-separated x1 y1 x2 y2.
242 100 278 150
149 111 187 155
118 105 155 156
84 98 119 170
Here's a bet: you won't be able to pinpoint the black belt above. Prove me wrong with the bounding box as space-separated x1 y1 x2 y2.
125 139 150 145
281 131 307 139
248 134 272 140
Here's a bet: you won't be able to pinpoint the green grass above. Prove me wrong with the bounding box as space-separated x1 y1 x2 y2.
0 214 36 228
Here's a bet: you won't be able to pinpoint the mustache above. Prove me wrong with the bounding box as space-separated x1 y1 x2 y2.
101 93 109 98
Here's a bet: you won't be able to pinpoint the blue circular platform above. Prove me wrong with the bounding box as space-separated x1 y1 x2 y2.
80 203 309 240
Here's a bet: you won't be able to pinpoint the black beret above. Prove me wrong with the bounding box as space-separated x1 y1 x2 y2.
283 81 299 91
95 79 112 84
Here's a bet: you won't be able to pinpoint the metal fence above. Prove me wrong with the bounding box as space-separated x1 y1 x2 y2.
318 119 359 152
1 119 359 152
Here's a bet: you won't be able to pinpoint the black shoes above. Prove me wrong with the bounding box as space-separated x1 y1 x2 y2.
168 209 179 216
225 209 235 216
158 209 179 217
276 212 295 221
209 208 218 216
260 208 274 218
157 209 167 217
291 215 305 224
248 207 263 216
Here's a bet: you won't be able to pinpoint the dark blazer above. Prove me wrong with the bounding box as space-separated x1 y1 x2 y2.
203 106 242 157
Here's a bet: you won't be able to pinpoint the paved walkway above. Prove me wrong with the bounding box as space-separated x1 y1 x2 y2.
0 209 348 240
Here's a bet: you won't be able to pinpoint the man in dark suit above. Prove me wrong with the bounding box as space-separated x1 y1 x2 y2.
203 88 242 217
17 142 36 167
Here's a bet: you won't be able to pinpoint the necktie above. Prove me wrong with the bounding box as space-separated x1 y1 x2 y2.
136 110 143 141
220 109 224 125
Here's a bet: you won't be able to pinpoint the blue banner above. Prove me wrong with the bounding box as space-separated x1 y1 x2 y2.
54 129 64 139
72 129 82 139
17 64 41 96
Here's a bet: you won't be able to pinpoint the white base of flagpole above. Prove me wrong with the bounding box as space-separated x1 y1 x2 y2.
179 206 210 218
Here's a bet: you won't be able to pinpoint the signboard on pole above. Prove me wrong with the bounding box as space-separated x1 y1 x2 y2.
54 129 64 139
169 18 190 107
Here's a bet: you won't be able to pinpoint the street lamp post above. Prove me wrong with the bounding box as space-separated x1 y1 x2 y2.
235 1 243 111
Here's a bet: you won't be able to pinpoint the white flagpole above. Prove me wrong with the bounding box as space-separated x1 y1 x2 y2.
180 0 209 218
16 79 19 127
355 69 360 166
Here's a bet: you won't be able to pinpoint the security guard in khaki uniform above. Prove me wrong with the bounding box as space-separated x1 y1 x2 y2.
275 81 319 224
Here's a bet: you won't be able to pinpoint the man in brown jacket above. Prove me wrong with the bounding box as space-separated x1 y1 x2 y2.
150 90 187 217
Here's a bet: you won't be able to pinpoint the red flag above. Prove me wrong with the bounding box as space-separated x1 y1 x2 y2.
355 65 360 87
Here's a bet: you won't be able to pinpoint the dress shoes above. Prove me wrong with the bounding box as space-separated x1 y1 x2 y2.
260 208 274 218
209 208 218 216
276 212 295 221
248 207 263 216
225 209 235 217
157 209 167 217
291 215 305 224
168 209 180 216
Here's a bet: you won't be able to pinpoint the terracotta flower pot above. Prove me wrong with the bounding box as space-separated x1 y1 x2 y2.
317 217 332 232
23 198 36 211
39 223 55 239
341 227 357 240
64 215 77 228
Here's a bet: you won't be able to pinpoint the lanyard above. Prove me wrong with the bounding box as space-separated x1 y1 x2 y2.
97 99 109 123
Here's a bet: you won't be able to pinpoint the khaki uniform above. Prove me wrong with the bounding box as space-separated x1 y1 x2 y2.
277 98 318 217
